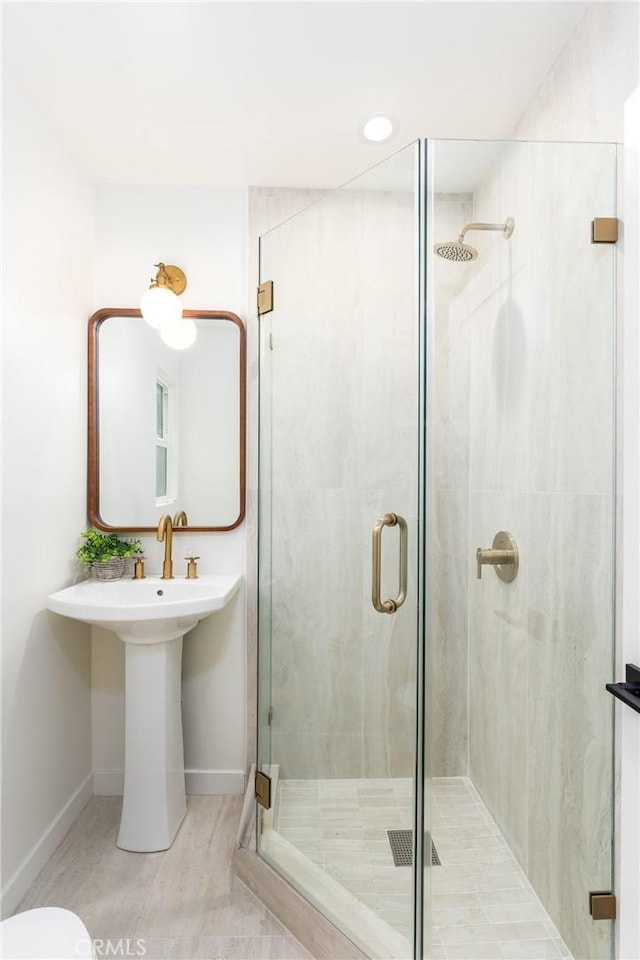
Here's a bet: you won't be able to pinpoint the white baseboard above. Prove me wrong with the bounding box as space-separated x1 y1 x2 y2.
1 772 93 919
93 768 246 797
92 769 124 795
185 769 246 795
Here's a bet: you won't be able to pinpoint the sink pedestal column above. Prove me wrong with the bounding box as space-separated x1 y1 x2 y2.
118 635 187 852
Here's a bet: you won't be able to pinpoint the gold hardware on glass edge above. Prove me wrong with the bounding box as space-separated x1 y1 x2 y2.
157 514 174 580
591 218 618 244
476 531 519 582
132 557 146 580
589 891 616 920
257 280 274 315
372 513 408 614
173 509 189 527
255 770 272 810
185 556 200 580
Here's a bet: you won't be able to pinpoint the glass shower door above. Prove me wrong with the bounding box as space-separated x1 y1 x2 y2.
257 143 424 959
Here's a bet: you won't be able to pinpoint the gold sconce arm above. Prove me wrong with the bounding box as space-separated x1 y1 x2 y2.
151 262 187 295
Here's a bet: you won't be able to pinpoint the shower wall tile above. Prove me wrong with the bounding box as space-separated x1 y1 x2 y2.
248 187 327 770
443 139 616 960
432 196 473 497
468 489 530 870
362 736 416 780
261 169 420 781
430 195 475 778
264 187 416 497
361 486 418 780
430 490 469 776
465 283 532 495
432 292 471 496
359 328 417 495
526 491 613 960
271 734 365 781
269 487 364 780
266 223 361 493
468 140 616 498
520 143 613 499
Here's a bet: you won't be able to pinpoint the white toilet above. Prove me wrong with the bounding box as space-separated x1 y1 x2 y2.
0 907 95 959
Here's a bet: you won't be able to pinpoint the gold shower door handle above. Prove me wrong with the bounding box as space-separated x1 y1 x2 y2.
371 513 408 614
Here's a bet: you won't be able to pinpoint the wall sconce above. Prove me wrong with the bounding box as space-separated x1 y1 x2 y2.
140 262 197 350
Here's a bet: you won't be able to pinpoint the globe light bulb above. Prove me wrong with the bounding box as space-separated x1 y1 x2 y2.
160 318 197 350
140 286 182 330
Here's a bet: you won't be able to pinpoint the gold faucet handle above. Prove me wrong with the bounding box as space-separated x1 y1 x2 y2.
185 556 200 580
132 556 147 580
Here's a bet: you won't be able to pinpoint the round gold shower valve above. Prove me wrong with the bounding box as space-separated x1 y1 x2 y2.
476 530 519 582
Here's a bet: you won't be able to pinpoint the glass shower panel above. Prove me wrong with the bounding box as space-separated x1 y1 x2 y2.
257 143 423 959
426 139 616 960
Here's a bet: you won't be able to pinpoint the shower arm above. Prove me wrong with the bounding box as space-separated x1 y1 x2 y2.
457 221 513 242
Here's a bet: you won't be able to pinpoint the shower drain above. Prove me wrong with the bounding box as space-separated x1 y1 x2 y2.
386 829 440 867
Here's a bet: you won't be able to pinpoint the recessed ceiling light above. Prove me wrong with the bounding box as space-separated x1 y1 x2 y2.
360 114 398 144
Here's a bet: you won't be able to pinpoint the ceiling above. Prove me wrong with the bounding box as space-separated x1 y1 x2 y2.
2 1 587 190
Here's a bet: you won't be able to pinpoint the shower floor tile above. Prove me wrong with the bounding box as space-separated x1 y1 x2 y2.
275 776 573 960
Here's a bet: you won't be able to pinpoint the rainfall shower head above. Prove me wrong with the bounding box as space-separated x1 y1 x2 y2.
434 218 514 262
434 239 478 262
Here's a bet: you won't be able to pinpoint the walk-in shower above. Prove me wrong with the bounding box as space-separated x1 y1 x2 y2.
255 139 617 960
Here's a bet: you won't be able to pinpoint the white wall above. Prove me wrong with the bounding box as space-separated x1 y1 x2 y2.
91 185 249 796
1 70 94 915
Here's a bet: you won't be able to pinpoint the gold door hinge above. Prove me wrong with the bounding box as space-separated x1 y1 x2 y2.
258 280 274 315
255 770 272 810
591 218 618 244
589 891 616 920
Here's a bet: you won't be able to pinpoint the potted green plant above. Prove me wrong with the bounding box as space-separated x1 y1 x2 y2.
76 529 143 581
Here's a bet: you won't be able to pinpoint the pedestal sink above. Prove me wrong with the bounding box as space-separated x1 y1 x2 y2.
47 574 242 852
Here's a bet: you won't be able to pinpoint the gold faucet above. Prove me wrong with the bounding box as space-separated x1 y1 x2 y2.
157 514 174 579
173 509 189 527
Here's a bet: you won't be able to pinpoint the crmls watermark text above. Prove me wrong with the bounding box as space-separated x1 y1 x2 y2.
75 939 146 958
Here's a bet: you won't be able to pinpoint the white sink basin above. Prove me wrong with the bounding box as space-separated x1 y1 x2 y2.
47 573 242 643
46 572 242 853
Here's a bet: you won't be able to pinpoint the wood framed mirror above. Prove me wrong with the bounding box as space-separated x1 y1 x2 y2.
88 308 246 532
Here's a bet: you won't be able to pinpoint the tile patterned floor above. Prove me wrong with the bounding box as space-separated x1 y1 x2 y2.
18 795 313 960
16 782 575 959
276 776 574 960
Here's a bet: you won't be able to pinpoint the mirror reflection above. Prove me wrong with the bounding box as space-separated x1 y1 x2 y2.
89 309 245 531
